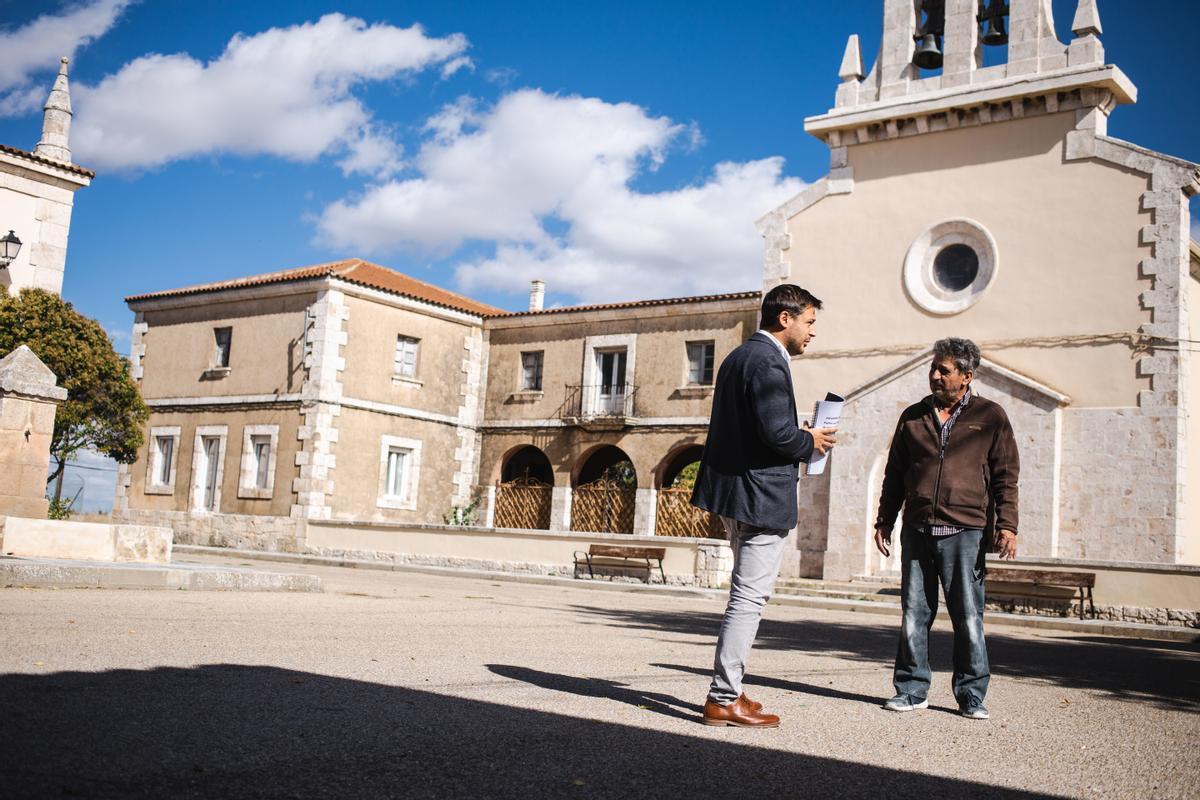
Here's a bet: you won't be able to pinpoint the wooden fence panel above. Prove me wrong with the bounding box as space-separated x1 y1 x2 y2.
494 481 552 530
655 487 725 538
571 479 635 534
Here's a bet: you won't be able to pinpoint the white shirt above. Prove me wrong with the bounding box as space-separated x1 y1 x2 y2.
754 330 791 363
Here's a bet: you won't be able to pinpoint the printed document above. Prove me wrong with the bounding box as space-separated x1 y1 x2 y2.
805 392 844 476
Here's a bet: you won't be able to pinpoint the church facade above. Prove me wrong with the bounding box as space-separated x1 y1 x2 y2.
759 0 1200 579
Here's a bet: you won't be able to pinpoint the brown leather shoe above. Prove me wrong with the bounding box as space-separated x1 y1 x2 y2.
702 695 780 727
740 693 763 713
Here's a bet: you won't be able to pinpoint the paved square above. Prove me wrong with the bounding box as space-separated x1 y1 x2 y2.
2 556 1197 798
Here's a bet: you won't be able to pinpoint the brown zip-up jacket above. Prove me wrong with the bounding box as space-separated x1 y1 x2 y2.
875 393 1020 535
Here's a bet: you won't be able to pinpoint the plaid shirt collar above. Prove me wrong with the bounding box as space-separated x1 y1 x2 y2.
933 387 972 448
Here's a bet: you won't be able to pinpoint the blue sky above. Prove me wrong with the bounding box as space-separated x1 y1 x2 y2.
2 0 1198 358
2 0 1197 512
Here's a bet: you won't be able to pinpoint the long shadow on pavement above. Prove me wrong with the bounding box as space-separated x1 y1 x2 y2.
566 605 1200 711
487 663 701 722
649 662 883 707
0 664 1068 799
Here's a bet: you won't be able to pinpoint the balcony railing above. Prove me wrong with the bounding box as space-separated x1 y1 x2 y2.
561 384 638 427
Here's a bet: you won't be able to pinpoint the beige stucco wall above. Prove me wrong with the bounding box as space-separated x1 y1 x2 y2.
483 303 757 423
1185 272 1200 565
327 406 462 524
136 294 313 399
339 294 476 415
125 408 301 517
783 111 1152 411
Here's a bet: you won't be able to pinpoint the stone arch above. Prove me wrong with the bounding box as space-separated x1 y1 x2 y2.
572 444 637 488
499 444 554 486
655 443 705 489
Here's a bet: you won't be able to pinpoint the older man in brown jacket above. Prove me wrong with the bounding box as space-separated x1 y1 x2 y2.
873 337 1019 721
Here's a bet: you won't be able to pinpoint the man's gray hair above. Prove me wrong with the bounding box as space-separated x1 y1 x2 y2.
933 337 981 374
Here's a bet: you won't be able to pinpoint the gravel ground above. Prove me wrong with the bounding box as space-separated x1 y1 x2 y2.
1 555 1196 799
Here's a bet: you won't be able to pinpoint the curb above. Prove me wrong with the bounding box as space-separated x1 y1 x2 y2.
173 545 1199 643
0 556 322 593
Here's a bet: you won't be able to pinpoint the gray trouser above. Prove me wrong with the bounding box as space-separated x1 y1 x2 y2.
708 517 789 705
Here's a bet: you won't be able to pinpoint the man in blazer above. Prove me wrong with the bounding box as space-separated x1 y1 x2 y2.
691 283 836 727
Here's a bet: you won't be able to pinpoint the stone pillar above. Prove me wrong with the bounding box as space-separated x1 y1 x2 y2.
550 486 572 531
633 487 657 536
878 0 918 100
696 541 734 589
481 485 497 528
0 346 67 520
941 0 980 90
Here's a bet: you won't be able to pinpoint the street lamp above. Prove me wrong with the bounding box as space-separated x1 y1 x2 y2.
0 230 21 268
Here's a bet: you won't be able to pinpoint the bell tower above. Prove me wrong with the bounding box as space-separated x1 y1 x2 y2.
814 0 1131 149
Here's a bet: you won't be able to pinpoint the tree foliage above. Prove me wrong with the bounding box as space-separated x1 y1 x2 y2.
0 289 148 486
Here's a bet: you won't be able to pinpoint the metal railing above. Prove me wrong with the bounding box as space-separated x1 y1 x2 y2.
561 383 638 421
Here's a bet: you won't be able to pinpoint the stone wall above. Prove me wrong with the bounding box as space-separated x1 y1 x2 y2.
114 508 304 553
1057 408 1178 562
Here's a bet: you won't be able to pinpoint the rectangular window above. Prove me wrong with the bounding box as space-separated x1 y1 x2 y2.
521 351 544 391
252 436 271 489
154 436 174 486
687 341 715 385
385 448 409 499
214 327 232 368
394 336 420 378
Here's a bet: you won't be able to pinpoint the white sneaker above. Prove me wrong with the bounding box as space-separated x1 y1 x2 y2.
884 694 929 712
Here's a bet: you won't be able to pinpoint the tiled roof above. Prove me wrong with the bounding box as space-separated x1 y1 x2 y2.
490 290 761 318
125 258 504 317
0 143 95 178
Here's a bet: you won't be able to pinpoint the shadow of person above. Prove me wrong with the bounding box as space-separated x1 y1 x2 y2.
487 664 702 722
0 664 1071 799
649 662 884 707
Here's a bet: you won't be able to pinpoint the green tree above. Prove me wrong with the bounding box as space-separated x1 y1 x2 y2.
671 461 700 489
0 289 148 498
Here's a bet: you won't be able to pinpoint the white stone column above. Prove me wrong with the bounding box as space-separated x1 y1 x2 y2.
878 0 918 100
633 487 658 536
940 0 980 90
291 286 348 520
482 485 497 528
550 486 572 531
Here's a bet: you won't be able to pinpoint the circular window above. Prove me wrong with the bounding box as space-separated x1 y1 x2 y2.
933 244 979 291
903 219 998 315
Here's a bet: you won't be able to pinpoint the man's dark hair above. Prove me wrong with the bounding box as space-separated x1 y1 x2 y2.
760 284 823 329
933 337 981 374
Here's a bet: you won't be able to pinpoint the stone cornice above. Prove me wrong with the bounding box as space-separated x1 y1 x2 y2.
806 64 1136 144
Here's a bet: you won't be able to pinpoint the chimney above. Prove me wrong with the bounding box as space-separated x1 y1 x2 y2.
528 280 545 312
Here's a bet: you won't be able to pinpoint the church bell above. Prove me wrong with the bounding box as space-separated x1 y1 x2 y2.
978 0 1010 46
912 0 946 70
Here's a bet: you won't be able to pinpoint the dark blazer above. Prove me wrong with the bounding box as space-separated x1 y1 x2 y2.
691 332 815 530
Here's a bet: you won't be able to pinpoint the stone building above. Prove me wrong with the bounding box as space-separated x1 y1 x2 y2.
113 257 753 549
478 290 758 538
113 260 498 550
0 59 92 296
758 0 1200 579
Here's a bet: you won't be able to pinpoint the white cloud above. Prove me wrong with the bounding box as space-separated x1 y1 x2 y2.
317 89 804 302
70 13 469 173
0 0 131 114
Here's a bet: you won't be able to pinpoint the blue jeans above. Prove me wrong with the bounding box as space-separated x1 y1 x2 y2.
893 526 990 706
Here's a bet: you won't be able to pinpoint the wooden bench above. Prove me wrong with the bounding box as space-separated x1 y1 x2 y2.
986 568 1096 619
574 544 666 584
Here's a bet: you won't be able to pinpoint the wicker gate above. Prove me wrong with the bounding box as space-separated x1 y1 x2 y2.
571 478 636 534
655 487 725 538
493 478 552 530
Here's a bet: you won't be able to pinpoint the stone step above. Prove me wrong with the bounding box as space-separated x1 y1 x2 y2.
774 585 901 602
